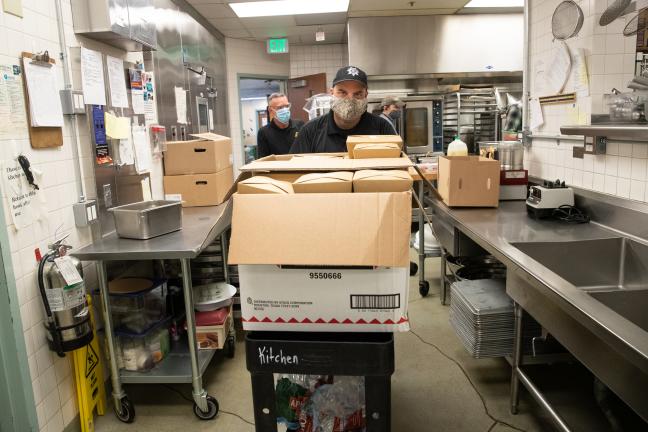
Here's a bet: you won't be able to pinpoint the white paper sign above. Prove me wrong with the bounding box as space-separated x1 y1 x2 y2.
174 86 187 124
530 98 544 130
54 256 84 285
23 61 64 127
81 47 106 106
131 89 145 114
106 55 128 108
119 137 135 165
1 158 47 229
0 65 28 137
572 48 590 97
132 125 152 174
546 42 572 95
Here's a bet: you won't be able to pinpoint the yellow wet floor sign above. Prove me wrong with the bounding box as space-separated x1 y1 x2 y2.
72 296 106 432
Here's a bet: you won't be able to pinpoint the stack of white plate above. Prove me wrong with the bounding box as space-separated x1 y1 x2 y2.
412 225 442 255
449 279 541 358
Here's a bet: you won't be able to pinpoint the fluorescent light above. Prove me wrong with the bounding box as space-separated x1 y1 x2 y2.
229 0 349 18
464 0 523 7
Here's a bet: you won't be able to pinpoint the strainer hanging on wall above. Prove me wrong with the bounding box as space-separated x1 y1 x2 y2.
552 0 584 40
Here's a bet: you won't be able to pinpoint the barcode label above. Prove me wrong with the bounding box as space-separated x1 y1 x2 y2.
350 294 400 309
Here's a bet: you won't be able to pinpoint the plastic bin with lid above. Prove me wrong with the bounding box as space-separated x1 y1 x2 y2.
115 316 172 372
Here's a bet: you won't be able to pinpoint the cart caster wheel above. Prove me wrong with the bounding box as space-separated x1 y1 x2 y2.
410 261 418 276
194 395 219 420
225 336 235 359
114 397 135 423
419 281 430 297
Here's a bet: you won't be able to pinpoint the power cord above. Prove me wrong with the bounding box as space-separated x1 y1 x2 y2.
408 329 528 432
161 384 256 427
551 205 590 224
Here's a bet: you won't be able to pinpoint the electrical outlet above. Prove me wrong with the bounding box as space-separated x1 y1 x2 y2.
73 200 98 227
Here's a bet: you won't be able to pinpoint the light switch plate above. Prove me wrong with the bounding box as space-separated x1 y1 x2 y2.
2 0 23 18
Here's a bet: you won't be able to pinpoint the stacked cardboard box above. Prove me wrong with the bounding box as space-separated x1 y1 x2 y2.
163 133 234 207
228 147 414 333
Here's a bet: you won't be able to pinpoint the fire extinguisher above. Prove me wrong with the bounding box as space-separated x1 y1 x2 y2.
38 236 93 357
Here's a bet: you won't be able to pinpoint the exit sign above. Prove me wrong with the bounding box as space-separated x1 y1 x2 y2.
267 38 289 54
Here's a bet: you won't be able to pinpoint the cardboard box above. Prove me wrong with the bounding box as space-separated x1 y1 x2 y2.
352 143 401 159
438 156 500 207
292 171 353 193
228 191 412 267
353 170 413 193
164 133 232 175
346 135 403 158
239 265 409 332
238 176 294 194
241 152 412 172
163 166 233 207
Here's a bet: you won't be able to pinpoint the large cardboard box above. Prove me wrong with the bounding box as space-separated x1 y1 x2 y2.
228 192 412 267
353 170 413 192
164 133 232 175
164 166 233 207
239 265 409 332
238 176 294 194
438 156 500 207
352 143 401 159
346 135 403 158
292 171 353 193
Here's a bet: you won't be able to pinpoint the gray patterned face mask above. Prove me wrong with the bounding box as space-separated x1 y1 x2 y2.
330 96 368 122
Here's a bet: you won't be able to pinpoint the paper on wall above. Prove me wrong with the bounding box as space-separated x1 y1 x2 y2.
105 112 131 139
1 157 47 229
131 89 145 114
141 177 152 201
118 136 135 165
572 48 589 97
174 86 187 124
0 64 28 137
106 55 129 108
546 41 571 95
533 60 545 96
23 60 64 127
132 125 152 174
529 98 544 130
81 47 106 106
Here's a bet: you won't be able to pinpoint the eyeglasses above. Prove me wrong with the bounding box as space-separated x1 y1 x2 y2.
270 103 291 110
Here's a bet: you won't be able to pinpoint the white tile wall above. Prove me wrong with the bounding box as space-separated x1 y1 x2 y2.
289 44 349 87
527 0 648 203
0 1 123 430
225 37 290 171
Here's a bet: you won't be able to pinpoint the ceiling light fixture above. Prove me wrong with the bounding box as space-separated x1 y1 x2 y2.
229 0 349 18
464 0 523 7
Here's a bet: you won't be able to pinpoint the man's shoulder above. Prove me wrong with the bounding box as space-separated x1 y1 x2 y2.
365 112 393 131
300 115 327 132
292 119 306 128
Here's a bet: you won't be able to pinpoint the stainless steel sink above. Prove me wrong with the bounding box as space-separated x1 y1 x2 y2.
512 237 648 291
589 290 648 332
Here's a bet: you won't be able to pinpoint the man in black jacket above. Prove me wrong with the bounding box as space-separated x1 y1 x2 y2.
289 66 394 154
257 93 304 158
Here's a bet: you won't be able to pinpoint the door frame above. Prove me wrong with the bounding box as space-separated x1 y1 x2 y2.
236 73 288 163
0 204 39 430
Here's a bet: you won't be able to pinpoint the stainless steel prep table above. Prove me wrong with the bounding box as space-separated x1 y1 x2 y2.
430 199 648 430
72 202 232 422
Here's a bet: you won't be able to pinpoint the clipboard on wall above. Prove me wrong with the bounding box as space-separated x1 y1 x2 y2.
20 52 64 149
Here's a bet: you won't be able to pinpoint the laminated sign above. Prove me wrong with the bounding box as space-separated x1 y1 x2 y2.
1 158 47 229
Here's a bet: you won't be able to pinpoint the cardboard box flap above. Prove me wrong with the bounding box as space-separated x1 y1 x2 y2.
354 143 401 150
294 171 353 185
347 135 403 155
240 153 413 172
238 176 293 194
353 170 413 181
189 132 232 142
229 192 412 267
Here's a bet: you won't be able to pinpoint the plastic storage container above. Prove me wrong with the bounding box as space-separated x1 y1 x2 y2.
446 136 468 156
109 278 168 334
115 317 171 372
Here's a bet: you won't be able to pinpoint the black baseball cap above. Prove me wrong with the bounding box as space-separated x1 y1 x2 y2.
332 65 368 88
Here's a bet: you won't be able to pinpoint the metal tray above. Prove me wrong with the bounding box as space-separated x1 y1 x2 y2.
109 200 182 240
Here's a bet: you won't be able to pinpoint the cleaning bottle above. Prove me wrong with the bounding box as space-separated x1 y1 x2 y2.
447 136 468 156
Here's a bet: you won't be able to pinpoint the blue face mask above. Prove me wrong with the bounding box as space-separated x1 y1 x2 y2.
275 107 291 124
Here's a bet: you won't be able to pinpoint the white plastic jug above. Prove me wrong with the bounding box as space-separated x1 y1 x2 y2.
447 136 468 156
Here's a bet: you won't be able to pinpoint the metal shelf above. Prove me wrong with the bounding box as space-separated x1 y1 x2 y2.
560 124 648 139
120 339 216 384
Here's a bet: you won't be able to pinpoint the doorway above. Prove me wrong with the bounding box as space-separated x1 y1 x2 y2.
238 76 287 163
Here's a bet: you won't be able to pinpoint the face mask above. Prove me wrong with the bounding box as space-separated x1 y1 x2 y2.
330 97 368 122
389 110 401 120
275 107 291 124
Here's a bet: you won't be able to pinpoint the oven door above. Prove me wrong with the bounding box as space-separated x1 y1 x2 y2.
403 101 434 154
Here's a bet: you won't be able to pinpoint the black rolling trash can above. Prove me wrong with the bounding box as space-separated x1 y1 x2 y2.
246 331 395 432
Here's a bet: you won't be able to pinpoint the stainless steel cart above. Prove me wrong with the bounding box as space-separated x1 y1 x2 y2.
72 203 232 422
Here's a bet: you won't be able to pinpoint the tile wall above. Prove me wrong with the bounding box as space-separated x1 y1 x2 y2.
289 44 349 87
527 0 647 202
0 1 144 431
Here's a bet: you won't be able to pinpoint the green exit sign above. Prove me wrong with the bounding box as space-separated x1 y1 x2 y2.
267 38 289 54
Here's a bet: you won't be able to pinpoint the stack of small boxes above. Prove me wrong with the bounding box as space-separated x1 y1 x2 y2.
163 133 234 207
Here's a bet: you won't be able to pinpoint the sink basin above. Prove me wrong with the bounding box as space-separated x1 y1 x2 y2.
512 237 648 290
589 290 648 332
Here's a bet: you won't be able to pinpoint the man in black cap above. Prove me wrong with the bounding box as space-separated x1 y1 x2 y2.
289 66 394 153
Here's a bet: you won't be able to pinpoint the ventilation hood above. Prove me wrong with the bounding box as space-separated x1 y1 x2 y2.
348 14 523 78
